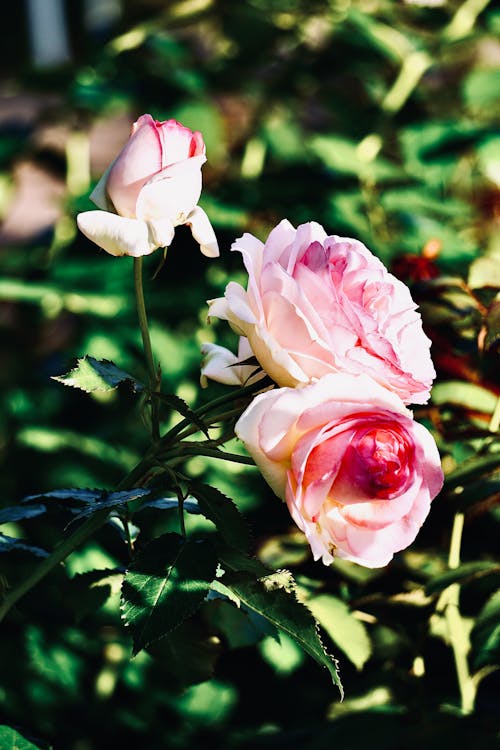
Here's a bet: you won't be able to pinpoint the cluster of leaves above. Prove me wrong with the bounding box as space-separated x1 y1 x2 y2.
0 1 499 749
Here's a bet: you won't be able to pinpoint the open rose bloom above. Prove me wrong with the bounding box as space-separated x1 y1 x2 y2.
235 374 443 568
206 220 434 404
77 114 218 258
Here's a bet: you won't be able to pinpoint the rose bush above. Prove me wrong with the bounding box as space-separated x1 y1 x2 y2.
77 114 218 258
206 220 434 404
235 373 443 567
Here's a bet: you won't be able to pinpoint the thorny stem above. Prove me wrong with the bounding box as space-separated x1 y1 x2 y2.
134 257 160 442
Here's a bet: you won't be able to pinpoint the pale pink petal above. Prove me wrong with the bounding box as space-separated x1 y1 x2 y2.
106 115 162 218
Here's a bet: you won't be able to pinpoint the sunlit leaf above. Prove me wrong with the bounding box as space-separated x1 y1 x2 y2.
306 594 372 670
431 381 498 414
217 570 343 693
121 533 218 654
52 356 143 393
0 726 48 750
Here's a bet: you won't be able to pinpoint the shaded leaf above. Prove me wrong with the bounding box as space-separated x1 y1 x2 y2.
444 453 500 489
0 534 48 557
219 570 342 694
52 356 143 393
23 488 150 521
0 504 46 525
139 495 201 514
64 569 122 622
23 488 101 504
215 544 270 577
190 483 250 552
484 298 500 351
146 616 221 688
306 594 372 671
470 589 500 669
121 533 218 654
425 562 500 596
452 473 500 511
69 489 150 523
154 393 210 437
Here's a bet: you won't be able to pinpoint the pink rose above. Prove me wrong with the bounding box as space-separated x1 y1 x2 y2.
207 220 434 404
77 114 218 258
235 373 443 568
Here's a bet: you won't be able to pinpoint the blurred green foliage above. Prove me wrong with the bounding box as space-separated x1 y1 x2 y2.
0 1 499 748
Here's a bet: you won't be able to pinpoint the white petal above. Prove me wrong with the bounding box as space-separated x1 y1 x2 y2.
77 211 156 257
147 217 175 248
200 343 244 387
185 206 219 257
135 157 204 223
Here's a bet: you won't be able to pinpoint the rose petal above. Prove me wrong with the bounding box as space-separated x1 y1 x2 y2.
76 211 156 257
185 206 219 258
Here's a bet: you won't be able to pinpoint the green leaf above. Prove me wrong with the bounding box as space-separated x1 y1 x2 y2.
0 726 48 750
470 589 500 669
219 570 343 694
309 134 399 180
121 533 218 654
431 381 498 414
463 68 500 112
52 356 143 393
306 594 372 671
189 483 250 552
154 393 210 437
425 562 500 596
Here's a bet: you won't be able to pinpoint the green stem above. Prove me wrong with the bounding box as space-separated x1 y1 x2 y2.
134 257 160 442
159 378 271 449
439 512 476 714
167 444 255 467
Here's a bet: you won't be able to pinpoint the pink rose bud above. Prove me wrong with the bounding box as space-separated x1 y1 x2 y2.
235 373 443 568
207 220 435 404
77 114 218 258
